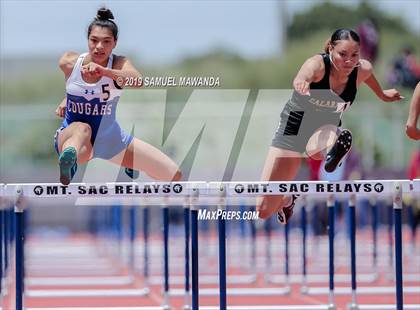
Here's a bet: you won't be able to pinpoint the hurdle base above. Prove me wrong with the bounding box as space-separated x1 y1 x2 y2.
149 274 256 285
1 277 9 296
201 306 332 310
385 272 420 282
267 273 377 284
301 285 309 294
183 291 191 310
358 305 420 309
25 276 135 287
306 286 420 295
24 288 150 298
169 287 291 296
162 292 170 310
347 303 359 310
327 304 336 310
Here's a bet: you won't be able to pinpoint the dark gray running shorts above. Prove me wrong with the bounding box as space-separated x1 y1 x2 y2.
271 98 341 153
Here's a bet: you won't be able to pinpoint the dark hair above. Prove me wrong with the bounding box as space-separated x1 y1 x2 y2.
324 28 360 54
87 7 118 40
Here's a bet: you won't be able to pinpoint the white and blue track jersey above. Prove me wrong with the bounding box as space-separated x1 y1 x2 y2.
55 53 133 160
64 52 123 140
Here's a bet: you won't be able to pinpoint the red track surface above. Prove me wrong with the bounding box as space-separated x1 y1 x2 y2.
2 229 419 310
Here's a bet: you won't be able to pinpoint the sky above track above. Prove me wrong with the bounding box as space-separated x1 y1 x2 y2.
1 0 419 64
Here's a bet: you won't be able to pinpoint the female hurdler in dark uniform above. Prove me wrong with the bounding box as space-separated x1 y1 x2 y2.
257 28 402 224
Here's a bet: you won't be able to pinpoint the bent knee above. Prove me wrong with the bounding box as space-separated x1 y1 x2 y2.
73 122 92 138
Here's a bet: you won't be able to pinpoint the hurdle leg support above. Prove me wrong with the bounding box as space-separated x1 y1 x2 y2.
190 189 200 310
369 195 379 278
300 198 308 294
327 195 336 310
183 198 191 310
393 183 403 310
162 202 170 310
142 206 150 293
218 185 227 310
347 195 359 310
14 186 24 310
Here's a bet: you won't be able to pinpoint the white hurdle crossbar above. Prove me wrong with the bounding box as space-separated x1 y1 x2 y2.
1 180 418 310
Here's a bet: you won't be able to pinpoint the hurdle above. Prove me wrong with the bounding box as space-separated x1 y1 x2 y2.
1 183 16 310
1 180 419 310
24 203 139 286
0 184 5 310
267 196 377 288
210 180 417 310
268 197 378 278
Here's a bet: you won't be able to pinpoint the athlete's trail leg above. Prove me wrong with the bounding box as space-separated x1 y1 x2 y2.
256 147 302 219
109 137 182 181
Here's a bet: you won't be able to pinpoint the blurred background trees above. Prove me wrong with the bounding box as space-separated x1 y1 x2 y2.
0 0 418 181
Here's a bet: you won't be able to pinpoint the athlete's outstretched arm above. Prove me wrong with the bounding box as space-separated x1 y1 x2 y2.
56 52 79 118
293 55 324 96
359 59 401 102
103 56 143 88
81 56 143 88
59 51 79 80
406 82 420 140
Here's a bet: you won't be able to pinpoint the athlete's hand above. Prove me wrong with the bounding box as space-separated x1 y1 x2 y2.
55 100 66 118
81 62 107 78
293 78 311 96
381 89 403 102
406 124 420 140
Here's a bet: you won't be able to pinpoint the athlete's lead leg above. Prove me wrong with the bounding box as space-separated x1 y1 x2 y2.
56 122 94 185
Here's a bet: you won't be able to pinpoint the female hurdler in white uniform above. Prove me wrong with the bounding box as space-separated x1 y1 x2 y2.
54 8 182 185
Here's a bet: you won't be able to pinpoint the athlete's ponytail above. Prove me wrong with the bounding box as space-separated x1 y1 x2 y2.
324 39 332 54
96 8 114 21
88 7 118 40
